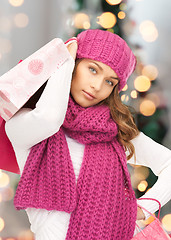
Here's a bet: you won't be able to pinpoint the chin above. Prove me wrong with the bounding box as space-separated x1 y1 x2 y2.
76 100 90 108
71 93 98 108
74 98 92 108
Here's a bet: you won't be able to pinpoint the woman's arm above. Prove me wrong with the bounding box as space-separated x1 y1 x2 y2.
5 55 75 149
128 132 171 219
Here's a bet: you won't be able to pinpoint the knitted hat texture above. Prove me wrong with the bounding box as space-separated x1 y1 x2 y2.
76 29 136 91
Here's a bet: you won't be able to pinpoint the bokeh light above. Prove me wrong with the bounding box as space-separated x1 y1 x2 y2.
0 17 12 33
140 99 156 116
139 20 158 42
97 12 117 29
138 180 148 192
142 65 158 81
0 172 10 188
162 214 171 231
131 166 150 189
126 96 129 102
122 84 128 91
0 218 5 232
118 11 126 20
0 38 12 54
144 214 155 225
3 187 14 201
145 93 160 107
131 90 138 99
105 0 123 5
121 94 129 102
134 75 151 92
14 13 29 28
83 21 90 29
73 13 90 29
9 0 24 7
119 3 127 10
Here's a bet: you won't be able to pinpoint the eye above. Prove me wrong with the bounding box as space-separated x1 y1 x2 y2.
89 67 97 74
106 79 114 86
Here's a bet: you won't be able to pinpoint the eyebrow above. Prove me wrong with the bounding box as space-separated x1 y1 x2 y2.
90 61 119 80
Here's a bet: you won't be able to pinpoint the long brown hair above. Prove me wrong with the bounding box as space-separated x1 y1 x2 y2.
73 59 139 161
102 85 139 161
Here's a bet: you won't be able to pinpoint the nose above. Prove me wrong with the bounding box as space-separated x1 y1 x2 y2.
90 78 103 91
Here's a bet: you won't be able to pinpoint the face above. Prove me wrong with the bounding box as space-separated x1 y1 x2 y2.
71 59 119 108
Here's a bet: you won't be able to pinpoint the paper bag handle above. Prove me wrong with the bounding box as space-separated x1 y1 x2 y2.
137 197 161 219
135 198 162 237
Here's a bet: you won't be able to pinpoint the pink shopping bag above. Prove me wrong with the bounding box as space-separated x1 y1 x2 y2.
0 38 70 121
132 198 170 239
0 38 72 174
0 116 20 174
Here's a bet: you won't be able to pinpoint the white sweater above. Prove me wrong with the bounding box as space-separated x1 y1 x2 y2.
5 55 171 240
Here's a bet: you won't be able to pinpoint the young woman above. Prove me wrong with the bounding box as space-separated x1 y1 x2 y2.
5 29 171 239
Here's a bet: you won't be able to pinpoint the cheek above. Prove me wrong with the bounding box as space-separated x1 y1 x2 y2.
70 78 77 96
70 73 83 96
71 70 88 90
71 71 79 87
100 87 113 100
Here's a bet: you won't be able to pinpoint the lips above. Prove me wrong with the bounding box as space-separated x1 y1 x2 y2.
82 90 96 100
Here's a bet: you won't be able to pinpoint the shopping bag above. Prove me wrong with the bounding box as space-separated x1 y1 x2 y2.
0 116 20 174
0 61 47 174
132 198 170 239
0 38 72 173
0 38 70 121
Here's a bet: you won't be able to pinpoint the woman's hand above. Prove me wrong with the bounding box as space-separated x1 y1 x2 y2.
67 41 78 60
137 206 145 220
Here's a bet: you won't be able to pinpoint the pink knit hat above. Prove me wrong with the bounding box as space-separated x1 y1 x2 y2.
76 29 136 91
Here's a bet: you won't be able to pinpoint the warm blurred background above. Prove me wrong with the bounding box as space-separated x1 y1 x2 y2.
0 0 171 239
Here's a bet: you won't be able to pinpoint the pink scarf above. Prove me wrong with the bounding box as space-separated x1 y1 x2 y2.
14 96 137 239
